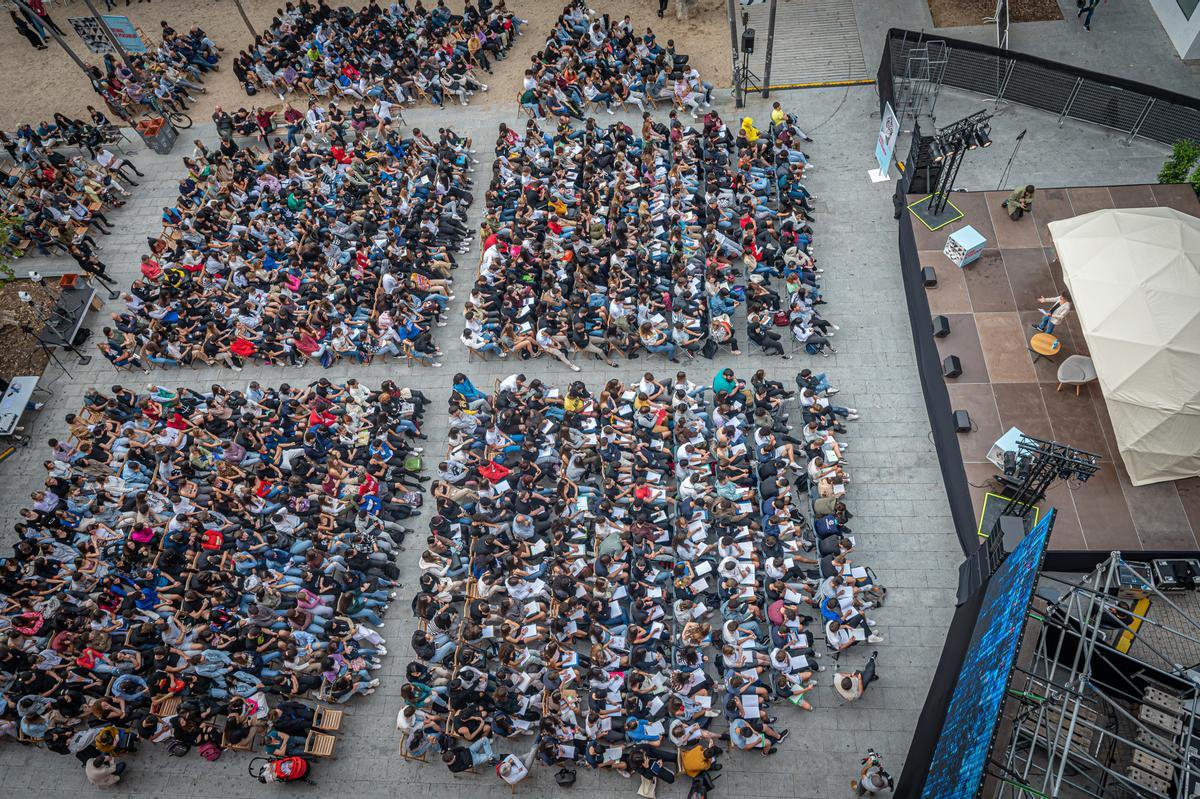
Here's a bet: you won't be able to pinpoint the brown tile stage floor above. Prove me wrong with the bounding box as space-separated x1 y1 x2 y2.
912 185 1200 552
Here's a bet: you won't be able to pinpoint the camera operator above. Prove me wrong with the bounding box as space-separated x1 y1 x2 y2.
852 749 894 796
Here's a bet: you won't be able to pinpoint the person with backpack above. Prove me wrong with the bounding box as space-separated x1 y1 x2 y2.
85 755 126 787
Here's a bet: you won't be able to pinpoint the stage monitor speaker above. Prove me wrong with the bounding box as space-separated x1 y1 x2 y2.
932 315 951 337
922 267 938 287
953 409 971 432
993 515 1026 555
944 356 963 378
742 27 755 54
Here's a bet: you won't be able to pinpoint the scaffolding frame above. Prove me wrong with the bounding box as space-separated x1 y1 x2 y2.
994 554 1200 799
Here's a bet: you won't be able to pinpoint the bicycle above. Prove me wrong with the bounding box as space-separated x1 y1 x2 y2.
161 105 193 130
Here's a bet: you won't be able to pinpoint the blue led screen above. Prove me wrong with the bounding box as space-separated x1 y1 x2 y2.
920 509 1055 799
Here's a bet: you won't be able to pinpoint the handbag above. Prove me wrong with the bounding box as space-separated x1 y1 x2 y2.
198 741 223 761
638 776 658 799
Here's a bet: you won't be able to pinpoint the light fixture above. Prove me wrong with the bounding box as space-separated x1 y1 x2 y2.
975 122 992 148
18 291 33 304
28 270 42 285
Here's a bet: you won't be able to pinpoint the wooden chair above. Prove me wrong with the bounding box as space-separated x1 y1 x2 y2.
150 694 182 718
311 704 344 733
304 729 338 758
398 731 428 762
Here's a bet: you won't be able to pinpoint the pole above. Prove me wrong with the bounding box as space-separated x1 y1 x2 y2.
727 0 740 109
232 0 257 38
996 129 1026 191
13 0 91 75
80 0 137 73
761 0 778 99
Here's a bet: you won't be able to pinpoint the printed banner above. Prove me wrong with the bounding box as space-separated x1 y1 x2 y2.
874 101 900 177
69 16 113 54
101 15 147 53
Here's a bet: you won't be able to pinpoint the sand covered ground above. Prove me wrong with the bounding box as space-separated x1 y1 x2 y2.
0 0 733 131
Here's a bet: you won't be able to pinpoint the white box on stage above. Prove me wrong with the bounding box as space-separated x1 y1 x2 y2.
944 225 987 267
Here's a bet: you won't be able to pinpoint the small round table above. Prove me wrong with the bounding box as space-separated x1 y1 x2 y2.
1029 332 1061 363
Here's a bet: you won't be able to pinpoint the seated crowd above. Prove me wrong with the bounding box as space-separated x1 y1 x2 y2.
462 109 826 366
519 2 712 119
97 122 476 372
399 368 884 788
0 379 430 765
234 0 522 106
1 113 141 283
88 24 223 122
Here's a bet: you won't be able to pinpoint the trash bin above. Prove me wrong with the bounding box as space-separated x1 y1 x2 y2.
135 116 178 155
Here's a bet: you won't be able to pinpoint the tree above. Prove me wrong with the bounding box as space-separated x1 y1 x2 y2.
0 213 21 287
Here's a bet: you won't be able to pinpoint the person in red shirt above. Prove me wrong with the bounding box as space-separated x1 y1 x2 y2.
139 254 162 280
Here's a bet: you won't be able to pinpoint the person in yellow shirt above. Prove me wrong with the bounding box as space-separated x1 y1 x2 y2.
740 116 760 143
681 744 723 778
769 101 814 141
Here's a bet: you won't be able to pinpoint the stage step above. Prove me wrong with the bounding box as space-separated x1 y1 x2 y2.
1133 749 1174 781
1126 765 1171 796
1139 703 1184 737
1144 686 1185 716
1136 726 1177 758
739 0 870 89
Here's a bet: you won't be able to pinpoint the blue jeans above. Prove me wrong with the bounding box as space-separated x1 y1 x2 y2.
468 737 496 766
349 607 383 626
646 341 677 360
1037 315 1055 333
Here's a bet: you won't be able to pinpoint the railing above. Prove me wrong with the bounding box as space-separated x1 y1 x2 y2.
880 27 1200 146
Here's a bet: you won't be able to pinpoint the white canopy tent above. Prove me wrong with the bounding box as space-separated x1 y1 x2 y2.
1047 207 1200 487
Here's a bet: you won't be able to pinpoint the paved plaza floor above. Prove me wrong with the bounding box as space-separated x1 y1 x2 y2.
0 21 1177 798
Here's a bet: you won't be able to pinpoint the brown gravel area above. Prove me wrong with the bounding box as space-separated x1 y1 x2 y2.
0 280 55 381
0 0 732 131
927 0 1064 27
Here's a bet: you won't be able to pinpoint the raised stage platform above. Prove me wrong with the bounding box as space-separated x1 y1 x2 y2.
910 184 1200 552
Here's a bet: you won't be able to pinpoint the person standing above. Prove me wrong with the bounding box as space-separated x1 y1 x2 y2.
658 0 668 18
10 10 46 49
26 0 65 37
1078 0 1105 31
852 750 894 796
71 245 121 300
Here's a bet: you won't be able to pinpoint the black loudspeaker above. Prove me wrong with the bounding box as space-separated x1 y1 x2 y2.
922 267 938 287
993 515 1027 554
932 315 950 337
954 409 971 432
741 27 755 54
943 355 963 378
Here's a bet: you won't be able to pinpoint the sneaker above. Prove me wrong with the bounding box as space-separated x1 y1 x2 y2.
848 408 858 414
826 388 840 395
868 633 884 644
430 362 443 367
570 364 582 372
777 729 790 744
